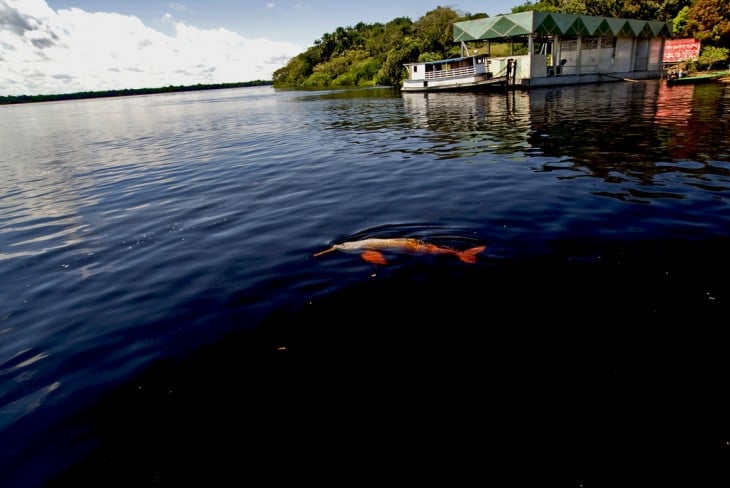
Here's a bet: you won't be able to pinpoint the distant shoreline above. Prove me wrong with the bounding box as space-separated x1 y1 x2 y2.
0 80 272 105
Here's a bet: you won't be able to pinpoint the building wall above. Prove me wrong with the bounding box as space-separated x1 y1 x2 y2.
530 54 547 78
597 37 616 72
580 37 598 74
514 33 665 87
648 38 664 71
614 38 634 72
560 38 579 75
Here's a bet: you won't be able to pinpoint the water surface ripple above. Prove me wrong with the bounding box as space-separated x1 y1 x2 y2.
1 82 729 487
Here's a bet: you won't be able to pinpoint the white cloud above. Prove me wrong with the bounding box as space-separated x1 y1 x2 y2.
168 2 191 13
0 0 303 95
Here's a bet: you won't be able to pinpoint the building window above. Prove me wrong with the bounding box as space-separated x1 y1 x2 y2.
600 36 615 49
581 37 598 50
561 39 577 51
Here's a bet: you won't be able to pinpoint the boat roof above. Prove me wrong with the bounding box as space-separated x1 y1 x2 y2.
453 10 671 42
404 54 484 67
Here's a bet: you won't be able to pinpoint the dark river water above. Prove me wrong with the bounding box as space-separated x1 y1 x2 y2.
1 81 729 487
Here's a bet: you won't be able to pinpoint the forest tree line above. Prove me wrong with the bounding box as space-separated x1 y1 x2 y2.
0 81 272 106
272 0 730 89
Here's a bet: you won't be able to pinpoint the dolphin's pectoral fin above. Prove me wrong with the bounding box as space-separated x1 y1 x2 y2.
361 250 388 265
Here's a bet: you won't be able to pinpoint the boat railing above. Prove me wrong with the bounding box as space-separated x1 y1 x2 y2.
426 65 476 79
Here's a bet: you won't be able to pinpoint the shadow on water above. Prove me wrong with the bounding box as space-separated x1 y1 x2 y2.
50 236 730 487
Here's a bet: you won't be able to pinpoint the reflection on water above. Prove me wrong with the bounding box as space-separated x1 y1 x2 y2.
403 80 730 161
655 82 694 124
402 81 730 201
655 82 730 162
401 90 531 157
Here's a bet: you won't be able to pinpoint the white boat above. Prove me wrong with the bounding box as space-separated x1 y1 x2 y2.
401 54 510 92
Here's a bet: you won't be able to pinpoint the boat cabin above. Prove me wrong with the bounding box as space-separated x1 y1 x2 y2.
402 53 506 91
405 54 491 82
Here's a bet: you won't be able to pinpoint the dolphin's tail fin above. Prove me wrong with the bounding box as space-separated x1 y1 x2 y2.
313 246 337 257
457 245 486 264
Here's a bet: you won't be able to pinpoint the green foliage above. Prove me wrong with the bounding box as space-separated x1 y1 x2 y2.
375 43 419 86
659 0 693 22
685 0 730 47
513 0 690 20
697 45 730 69
418 52 446 62
489 43 515 57
512 1 557 14
370 17 413 56
343 57 381 86
512 0 584 14
303 70 332 87
307 49 380 87
672 6 691 37
272 50 319 86
412 6 460 57
274 10 418 88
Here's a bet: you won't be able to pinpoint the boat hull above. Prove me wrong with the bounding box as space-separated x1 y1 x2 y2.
665 70 730 86
401 74 508 92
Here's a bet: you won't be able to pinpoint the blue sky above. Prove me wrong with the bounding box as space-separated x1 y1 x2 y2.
44 1 523 46
1 1 522 96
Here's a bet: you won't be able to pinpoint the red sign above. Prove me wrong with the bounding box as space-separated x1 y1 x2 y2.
663 38 701 63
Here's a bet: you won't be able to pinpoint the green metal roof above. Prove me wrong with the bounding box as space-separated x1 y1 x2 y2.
453 11 671 42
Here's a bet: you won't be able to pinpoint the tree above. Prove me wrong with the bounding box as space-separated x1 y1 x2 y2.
332 27 352 55
375 43 420 86
413 7 460 57
697 45 730 69
656 0 693 22
272 49 321 86
685 0 730 47
512 1 559 13
368 17 413 58
672 6 691 37
512 0 690 20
